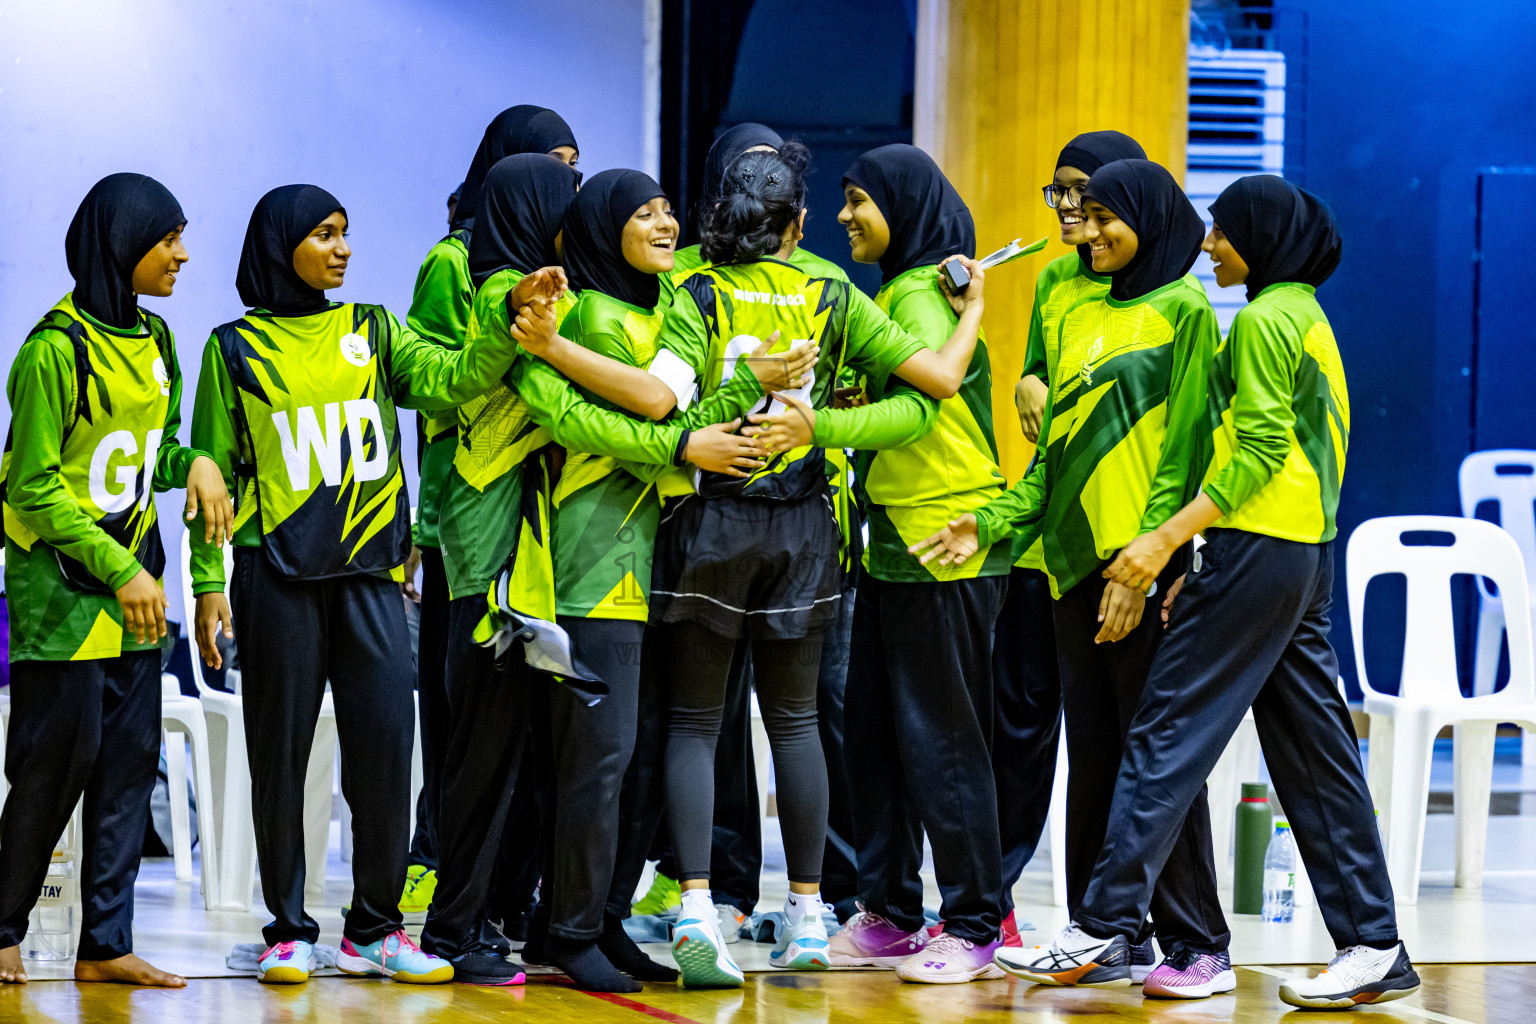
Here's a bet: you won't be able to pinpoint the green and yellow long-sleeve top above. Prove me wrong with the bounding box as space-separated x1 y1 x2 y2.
1014 254 1112 571
654 256 937 504
974 276 1219 598
406 232 473 549
858 266 1009 582
662 243 851 304
437 270 765 601
188 301 513 594
1203 281 1349 542
3 294 206 661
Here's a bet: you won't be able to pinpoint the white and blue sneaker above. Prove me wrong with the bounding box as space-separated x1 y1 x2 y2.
337 928 454 984
769 912 831 970
671 907 744 988
257 939 317 984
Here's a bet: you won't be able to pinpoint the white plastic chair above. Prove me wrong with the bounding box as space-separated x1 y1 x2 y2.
179 529 338 911
1206 710 1263 870
1043 726 1068 906
160 671 218 887
1347 514 1536 903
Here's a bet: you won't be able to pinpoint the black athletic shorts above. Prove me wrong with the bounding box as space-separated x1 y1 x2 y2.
649 485 844 641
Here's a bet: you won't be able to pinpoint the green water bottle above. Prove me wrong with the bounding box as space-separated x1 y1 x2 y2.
1234 782 1272 914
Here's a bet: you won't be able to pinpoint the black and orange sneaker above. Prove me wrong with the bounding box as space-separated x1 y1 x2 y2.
993 923 1131 988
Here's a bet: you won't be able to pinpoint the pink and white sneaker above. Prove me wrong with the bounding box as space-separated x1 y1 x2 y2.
895 933 1005 984
828 906 929 967
1142 949 1236 999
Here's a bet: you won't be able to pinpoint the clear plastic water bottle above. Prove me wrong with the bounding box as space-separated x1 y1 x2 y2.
1261 821 1296 924
22 849 77 960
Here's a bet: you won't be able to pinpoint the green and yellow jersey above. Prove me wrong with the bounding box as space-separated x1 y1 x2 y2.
406 232 473 550
974 275 1218 598
188 301 512 594
1203 281 1349 542
654 256 937 504
858 266 1009 582
2 294 205 661
1013 253 1112 571
437 270 764 601
661 243 850 305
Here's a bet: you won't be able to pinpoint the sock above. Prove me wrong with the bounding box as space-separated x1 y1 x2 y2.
680 887 714 921
785 890 822 926
599 916 679 982
546 936 642 993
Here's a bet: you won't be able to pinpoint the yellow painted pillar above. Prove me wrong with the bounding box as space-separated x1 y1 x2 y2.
917 0 1190 480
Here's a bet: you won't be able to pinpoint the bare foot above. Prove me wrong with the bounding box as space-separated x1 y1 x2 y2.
0 944 27 984
74 953 186 987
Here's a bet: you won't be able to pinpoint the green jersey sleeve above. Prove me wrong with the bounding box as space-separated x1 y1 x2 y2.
150 331 206 493
1020 272 1050 383
1137 300 1219 535
1203 310 1297 516
843 286 928 380
406 239 473 349
973 401 1051 551
188 338 245 595
811 389 937 450
5 339 140 590
385 309 513 412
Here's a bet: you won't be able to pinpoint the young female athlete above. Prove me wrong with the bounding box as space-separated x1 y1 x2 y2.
402 103 580 916
524 143 986 987
990 132 1147 953
422 153 785 988
912 158 1233 996
0 173 229 988
812 143 1010 984
188 183 561 986
1027 175 1420 1010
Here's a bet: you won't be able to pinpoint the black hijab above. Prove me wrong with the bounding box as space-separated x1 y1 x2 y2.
702 123 785 202
452 105 578 236
1056 130 1146 273
564 169 668 310
467 153 580 289
1083 159 1206 302
65 173 185 330
236 185 346 315
1209 174 1342 301
843 144 976 284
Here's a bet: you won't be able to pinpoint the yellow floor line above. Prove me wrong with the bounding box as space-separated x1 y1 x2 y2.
1242 966 1474 1024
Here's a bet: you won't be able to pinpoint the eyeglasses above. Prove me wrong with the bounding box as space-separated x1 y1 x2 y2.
1042 183 1088 209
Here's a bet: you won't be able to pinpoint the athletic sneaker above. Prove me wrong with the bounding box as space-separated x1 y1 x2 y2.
1130 938 1156 984
895 933 1005 984
337 929 454 984
632 871 683 919
671 909 744 988
257 939 317 984
399 864 436 918
769 912 831 970
1142 949 1236 999
828 906 929 967
1278 943 1421 1010
1000 909 1024 948
717 904 748 945
994 923 1131 988
451 950 526 986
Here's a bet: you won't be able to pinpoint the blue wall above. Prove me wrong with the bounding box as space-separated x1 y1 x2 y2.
1284 0 1536 693
0 0 650 622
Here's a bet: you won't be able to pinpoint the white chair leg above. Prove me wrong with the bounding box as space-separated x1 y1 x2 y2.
179 712 221 909
165 730 193 880
1049 728 1068 907
219 719 258 913
1365 713 1393 828
1383 712 1436 905
1471 603 1505 697
1452 721 1497 890
305 717 340 906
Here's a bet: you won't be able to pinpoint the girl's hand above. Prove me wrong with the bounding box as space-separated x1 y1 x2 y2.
185 455 233 545
746 392 814 453
510 266 568 307
1014 375 1048 443
833 386 868 409
745 331 820 393
1095 579 1146 644
685 420 768 477
908 513 980 567
401 545 423 602
194 592 234 669
511 299 559 355
1103 530 1176 593
1161 573 1186 628
938 255 985 314
116 569 169 645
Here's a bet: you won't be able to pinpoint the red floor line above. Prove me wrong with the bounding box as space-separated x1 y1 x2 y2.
580 989 710 1024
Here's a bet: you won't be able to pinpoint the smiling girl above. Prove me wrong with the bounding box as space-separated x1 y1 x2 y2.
188 183 561 987
0 173 229 988
912 158 1232 996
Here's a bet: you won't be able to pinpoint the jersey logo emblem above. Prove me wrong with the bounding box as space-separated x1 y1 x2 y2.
1080 335 1104 387
152 356 170 396
340 333 371 367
